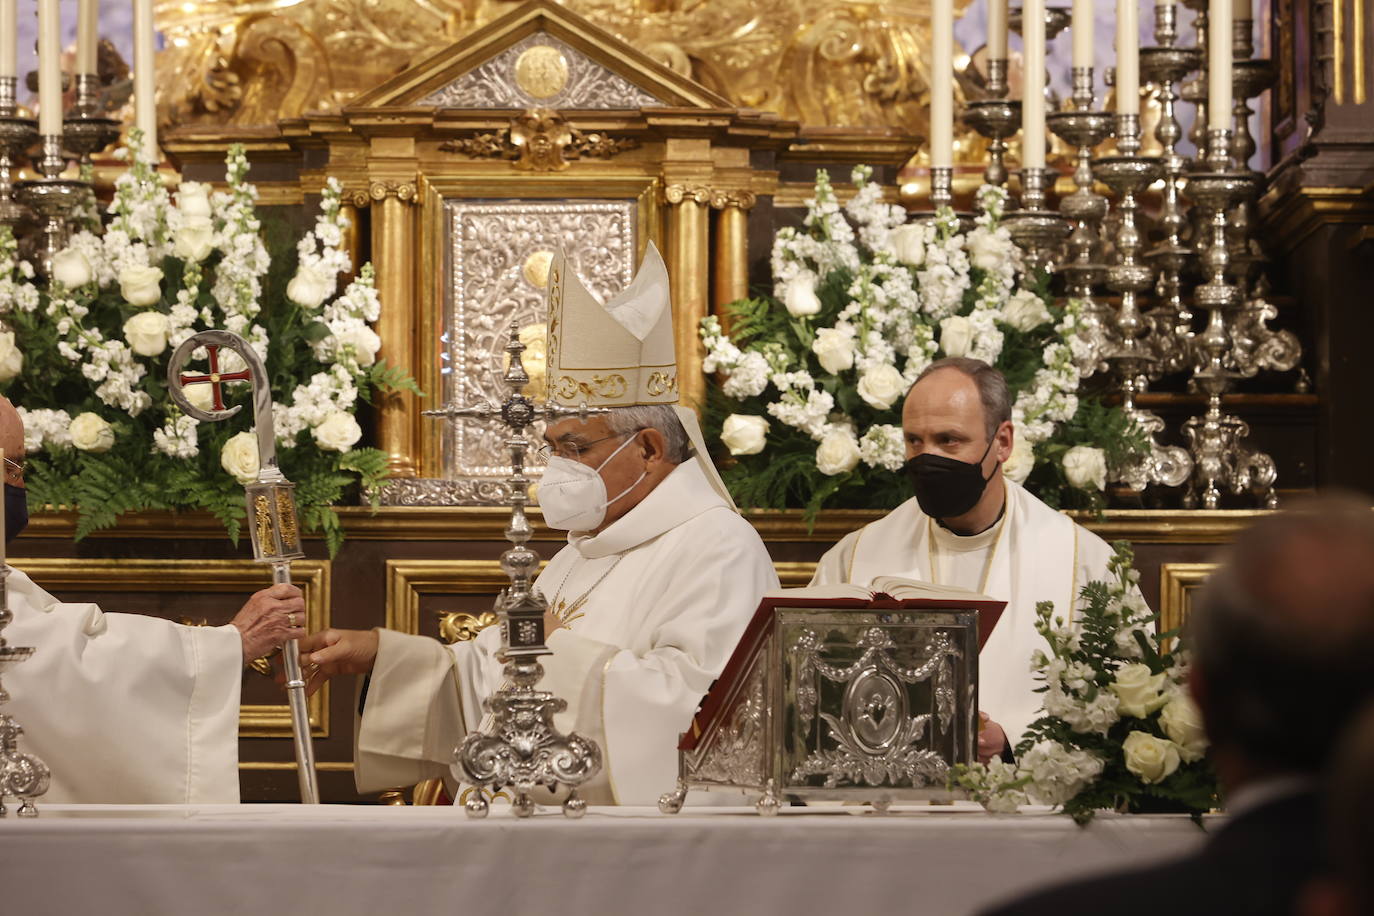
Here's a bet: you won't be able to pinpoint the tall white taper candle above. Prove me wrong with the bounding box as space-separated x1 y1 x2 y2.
37 0 61 135
134 0 157 161
77 0 99 76
0 0 16 79
1115 0 1140 117
989 0 1009 60
1208 0 1232 130
932 0 954 169
1022 0 1046 168
1072 0 1094 70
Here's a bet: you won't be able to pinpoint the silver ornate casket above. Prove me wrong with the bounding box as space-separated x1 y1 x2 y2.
660 595 1001 814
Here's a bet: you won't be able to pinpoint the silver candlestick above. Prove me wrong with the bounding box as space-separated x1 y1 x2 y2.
963 98 1020 188
912 166 974 232
0 528 52 817
1047 67 1115 377
0 77 36 230
14 134 84 277
424 322 604 819
64 73 120 168
985 57 1009 99
1004 166 1070 276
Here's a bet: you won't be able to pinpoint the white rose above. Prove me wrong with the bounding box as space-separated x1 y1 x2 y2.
888 223 926 266
122 310 171 357
50 248 94 288
782 274 822 317
184 380 215 413
286 264 332 309
720 414 769 456
69 412 115 453
173 216 215 263
857 364 906 410
334 324 381 367
811 327 855 375
970 232 1010 272
312 411 363 452
1002 289 1053 331
0 330 23 382
815 429 861 476
1122 730 1183 785
118 265 164 307
1062 445 1108 491
939 315 975 357
1158 693 1209 763
220 430 260 484
1110 662 1171 718
1001 434 1034 484
177 182 213 219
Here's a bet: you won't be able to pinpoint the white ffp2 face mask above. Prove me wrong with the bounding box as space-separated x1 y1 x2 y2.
538 432 647 531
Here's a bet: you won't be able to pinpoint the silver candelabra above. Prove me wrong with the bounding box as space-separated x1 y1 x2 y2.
424 322 604 819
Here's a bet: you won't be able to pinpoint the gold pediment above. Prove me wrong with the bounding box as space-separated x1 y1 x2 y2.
346 0 732 112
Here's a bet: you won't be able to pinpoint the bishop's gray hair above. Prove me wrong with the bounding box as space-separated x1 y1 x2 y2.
606 405 691 464
911 357 1012 440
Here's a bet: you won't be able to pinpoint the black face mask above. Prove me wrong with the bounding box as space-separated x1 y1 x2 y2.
903 437 997 520
5 483 28 542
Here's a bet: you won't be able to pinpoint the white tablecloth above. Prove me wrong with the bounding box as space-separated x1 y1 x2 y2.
1 804 1213 915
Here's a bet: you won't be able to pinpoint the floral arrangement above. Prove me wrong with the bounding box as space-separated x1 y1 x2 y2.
0 133 417 554
699 167 1144 516
952 544 1218 823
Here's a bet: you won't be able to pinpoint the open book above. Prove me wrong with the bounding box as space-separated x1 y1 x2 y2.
681 579 1006 751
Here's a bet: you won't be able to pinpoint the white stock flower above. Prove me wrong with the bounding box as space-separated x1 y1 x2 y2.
1110 663 1171 718
859 424 906 471
939 315 975 357
152 414 199 459
720 414 769 455
118 265 164 306
334 323 381 367
220 430 260 484
1063 445 1108 491
286 264 332 309
122 310 171 357
888 223 927 267
1001 289 1053 331
173 216 215 263
722 351 770 399
0 330 22 382
782 273 822 317
1020 741 1105 807
815 428 861 475
1158 693 1209 763
177 182 213 219
69 412 115 453
1001 434 1034 484
857 364 906 410
50 248 94 288
812 326 856 374
1122 731 1183 785
969 228 1013 273
312 411 362 452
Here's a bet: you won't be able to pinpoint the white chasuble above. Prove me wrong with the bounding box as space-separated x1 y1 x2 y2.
354 460 779 805
811 480 1126 744
3 566 244 803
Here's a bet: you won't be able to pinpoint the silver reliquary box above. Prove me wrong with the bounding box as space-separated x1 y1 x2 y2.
659 582 1005 814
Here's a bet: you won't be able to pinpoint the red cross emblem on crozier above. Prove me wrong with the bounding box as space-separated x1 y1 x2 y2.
178 345 252 412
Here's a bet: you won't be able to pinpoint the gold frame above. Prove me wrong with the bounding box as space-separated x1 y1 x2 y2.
11 558 332 739
385 558 545 634
1158 562 1219 637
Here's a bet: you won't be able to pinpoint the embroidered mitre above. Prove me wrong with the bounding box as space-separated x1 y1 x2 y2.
544 243 678 407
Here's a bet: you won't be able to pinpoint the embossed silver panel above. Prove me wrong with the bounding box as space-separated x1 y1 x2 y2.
422 32 663 110
443 198 637 498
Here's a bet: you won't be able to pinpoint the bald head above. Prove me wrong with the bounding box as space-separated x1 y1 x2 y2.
1192 494 1374 773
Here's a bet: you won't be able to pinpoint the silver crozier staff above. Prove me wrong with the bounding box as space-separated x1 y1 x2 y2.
167 329 320 804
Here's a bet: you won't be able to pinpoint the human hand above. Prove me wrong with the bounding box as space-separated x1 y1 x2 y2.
977 711 1008 764
542 609 564 638
296 628 381 696
230 584 306 661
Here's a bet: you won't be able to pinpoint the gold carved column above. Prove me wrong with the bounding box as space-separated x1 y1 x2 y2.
713 191 757 313
665 184 712 410
368 179 421 477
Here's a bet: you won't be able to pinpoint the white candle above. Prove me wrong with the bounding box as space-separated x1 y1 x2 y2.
133 0 157 161
932 0 954 168
1022 0 1046 168
0 0 16 79
1208 0 1232 131
988 0 1008 60
77 0 99 76
37 0 61 135
1115 0 1139 117
1072 0 1094 70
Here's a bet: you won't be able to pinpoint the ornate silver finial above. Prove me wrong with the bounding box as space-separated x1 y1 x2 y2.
424 322 605 819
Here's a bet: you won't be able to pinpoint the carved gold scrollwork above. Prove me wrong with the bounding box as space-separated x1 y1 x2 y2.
438 108 639 172
664 185 757 210
437 610 500 644
646 371 678 397
370 180 419 204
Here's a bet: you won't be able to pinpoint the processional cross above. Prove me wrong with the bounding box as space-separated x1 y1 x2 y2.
167 330 319 804
423 322 604 818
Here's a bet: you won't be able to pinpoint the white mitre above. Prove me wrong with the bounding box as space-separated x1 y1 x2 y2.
544 243 736 509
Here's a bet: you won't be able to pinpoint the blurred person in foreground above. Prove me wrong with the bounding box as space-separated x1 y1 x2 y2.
1299 701 1374 916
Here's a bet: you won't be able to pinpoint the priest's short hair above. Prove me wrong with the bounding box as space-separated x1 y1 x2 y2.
910 357 1012 439
606 404 690 464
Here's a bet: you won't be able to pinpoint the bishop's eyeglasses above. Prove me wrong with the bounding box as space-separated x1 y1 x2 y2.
536 430 639 463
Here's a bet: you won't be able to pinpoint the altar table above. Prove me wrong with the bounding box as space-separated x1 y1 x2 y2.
1 804 1213 915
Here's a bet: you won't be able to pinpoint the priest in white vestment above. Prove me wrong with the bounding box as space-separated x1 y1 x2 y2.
298 244 778 805
811 359 1130 756
1 396 305 803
